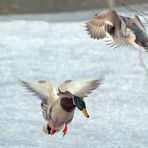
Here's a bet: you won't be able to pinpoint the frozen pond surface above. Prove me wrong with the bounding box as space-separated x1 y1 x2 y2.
0 6 148 148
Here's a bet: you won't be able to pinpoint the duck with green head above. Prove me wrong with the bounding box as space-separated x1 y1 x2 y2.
73 96 89 118
21 78 103 136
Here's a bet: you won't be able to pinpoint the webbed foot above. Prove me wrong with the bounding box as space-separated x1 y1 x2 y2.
62 124 68 137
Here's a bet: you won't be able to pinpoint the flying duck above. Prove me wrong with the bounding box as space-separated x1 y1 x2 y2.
21 78 103 136
86 10 148 49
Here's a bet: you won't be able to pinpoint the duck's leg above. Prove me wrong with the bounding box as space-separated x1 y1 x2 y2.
50 123 56 136
62 123 68 137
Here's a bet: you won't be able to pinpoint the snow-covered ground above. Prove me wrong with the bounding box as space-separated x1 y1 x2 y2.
0 6 148 148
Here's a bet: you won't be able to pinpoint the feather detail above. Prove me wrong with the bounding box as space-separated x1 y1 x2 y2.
21 80 58 104
86 10 120 40
59 77 103 98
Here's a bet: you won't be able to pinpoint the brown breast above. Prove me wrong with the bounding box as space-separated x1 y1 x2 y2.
60 97 76 112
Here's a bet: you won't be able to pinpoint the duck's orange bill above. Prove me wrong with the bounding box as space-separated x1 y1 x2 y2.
82 108 89 118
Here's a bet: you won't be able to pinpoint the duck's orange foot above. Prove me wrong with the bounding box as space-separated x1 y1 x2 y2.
62 124 68 137
50 125 56 136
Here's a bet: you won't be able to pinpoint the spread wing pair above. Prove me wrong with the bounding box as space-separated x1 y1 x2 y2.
21 78 103 102
86 10 147 49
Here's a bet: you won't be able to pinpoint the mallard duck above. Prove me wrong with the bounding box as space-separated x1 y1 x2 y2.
86 10 148 50
21 78 103 136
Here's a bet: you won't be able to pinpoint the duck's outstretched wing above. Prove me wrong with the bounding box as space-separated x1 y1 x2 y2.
86 10 120 40
131 15 146 33
59 77 103 98
21 80 59 121
21 80 58 102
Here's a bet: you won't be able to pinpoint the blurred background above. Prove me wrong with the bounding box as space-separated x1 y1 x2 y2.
0 0 147 14
0 1 148 148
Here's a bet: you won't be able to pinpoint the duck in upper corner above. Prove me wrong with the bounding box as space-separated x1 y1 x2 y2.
21 77 103 137
86 10 148 50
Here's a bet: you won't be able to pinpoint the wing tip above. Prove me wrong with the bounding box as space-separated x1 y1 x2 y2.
38 80 48 83
20 80 28 87
92 76 104 87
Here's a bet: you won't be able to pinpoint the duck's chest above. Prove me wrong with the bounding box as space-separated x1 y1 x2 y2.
50 102 75 126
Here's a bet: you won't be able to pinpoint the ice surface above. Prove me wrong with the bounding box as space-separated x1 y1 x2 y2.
0 9 148 148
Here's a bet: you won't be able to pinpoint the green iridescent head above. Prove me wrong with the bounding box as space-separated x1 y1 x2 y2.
73 96 89 118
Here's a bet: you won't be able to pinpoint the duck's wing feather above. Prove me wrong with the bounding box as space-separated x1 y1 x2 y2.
21 80 59 121
21 80 58 102
59 77 103 98
86 10 120 40
131 15 146 33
